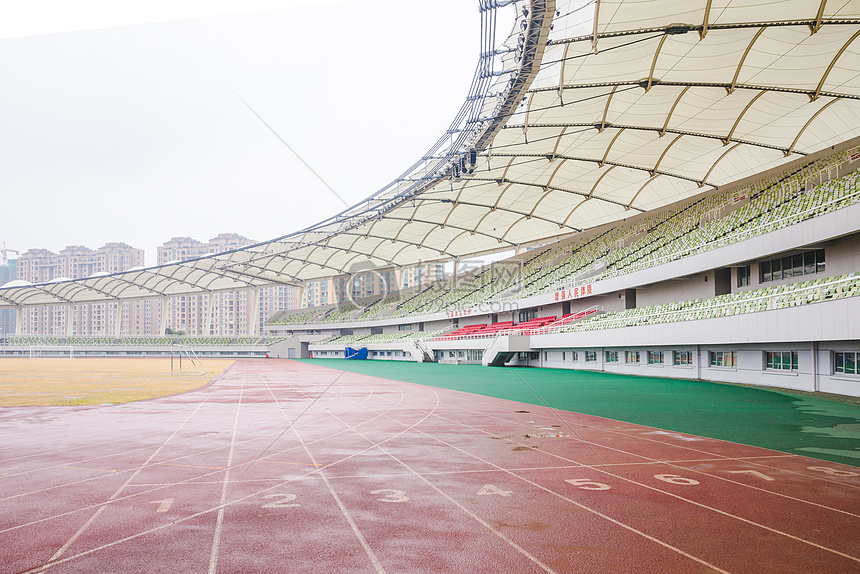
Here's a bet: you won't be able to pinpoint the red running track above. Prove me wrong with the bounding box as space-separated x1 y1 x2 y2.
1 359 858 573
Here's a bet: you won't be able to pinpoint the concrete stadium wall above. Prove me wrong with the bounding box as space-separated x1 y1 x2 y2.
530 341 860 397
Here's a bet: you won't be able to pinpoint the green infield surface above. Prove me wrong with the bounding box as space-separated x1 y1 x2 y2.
298 358 860 468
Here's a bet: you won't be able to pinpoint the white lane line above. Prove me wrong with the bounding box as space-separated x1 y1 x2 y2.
58 466 116 473
329 383 858 569
43 506 107 567
324 382 725 574
418 424 860 565
499 427 860 520
381 445 559 574
208 371 245 574
1 423 220 483
14 367 525 573
410 428 731 573
313 386 559 574
37 363 238 570
253 361 387 574
1 387 413 537
449 400 860 491
320 472 387 574
0 428 173 465
434 405 860 514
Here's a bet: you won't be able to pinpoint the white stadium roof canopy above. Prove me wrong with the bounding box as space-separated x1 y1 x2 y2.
3 0 860 309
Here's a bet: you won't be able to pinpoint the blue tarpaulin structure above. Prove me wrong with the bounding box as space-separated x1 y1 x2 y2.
345 347 368 360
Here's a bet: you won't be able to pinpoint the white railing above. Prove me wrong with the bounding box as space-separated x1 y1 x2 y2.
424 308 604 342
534 306 603 333
546 274 859 333
596 183 860 282
507 180 860 301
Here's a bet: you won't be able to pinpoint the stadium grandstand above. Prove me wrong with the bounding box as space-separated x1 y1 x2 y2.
3 0 860 397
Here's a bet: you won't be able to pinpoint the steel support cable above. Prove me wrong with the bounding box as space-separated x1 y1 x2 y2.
211 5 520 272
206 4 535 276
506 366 611 467
542 31 665 68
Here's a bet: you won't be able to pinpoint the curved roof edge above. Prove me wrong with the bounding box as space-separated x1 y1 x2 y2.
5 0 860 309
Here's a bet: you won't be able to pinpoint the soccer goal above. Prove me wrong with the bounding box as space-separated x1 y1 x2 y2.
170 345 206 376
29 345 74 359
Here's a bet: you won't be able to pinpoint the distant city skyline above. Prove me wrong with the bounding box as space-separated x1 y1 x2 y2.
5 233 299 336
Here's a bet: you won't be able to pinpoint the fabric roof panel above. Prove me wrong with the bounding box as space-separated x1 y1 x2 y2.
3 1 860 307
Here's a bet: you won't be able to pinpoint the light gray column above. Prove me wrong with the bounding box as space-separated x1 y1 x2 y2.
66 304 74 337
696 344 702 380
15 307 23 336
811 341 819 392
204 294 214 337
160 297 169 336
249 288 261 337
114 301 123 338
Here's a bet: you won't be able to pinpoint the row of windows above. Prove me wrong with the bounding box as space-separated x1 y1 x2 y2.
835 352 858 375
602 349 734 366
710 351 737 367
761 250 824 283
318 347 858 377
434 350 484 361
547 349 858 376
536 349 847 373
765 351 798 371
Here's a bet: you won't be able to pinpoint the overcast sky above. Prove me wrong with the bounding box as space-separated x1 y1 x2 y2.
0 0 491 266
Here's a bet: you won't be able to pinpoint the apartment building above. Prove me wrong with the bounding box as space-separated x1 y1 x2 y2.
300 263 446 308
17 243 144 336
158 234 298 336
13 235 298 337
0 259 16 334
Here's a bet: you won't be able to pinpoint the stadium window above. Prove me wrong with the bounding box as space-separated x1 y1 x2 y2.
803 251 816 275
605 351 618 363
710 351 737 368
585 351 597 362
544 351 548 361
760 250 824 283
761 260 771 283
518 309 537 323
625 351 640 364
562 351 565 361
792 254 803 277
737 265 751 287
648 351 664 365
772 258 782 281
834 351 858 375
571 351 578 361
765 351 798 371
782 256 793 278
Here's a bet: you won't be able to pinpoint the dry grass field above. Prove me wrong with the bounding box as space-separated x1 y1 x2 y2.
0 358 234 406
